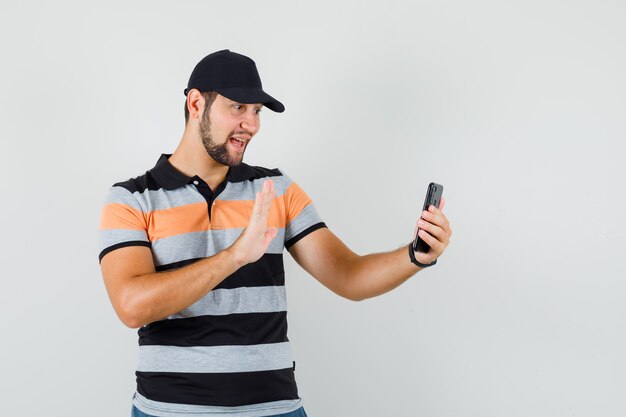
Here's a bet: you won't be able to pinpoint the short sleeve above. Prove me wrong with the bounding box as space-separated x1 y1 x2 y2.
278 170 327 249
98 186 150 263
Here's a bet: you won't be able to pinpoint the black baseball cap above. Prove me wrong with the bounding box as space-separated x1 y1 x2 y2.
184 49 285 113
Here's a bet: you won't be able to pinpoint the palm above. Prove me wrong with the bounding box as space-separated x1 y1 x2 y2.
235 179 278 264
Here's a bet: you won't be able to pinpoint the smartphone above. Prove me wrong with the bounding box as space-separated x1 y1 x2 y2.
412 182 444 253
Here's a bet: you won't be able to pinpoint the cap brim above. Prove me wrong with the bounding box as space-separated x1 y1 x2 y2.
216 87 285 113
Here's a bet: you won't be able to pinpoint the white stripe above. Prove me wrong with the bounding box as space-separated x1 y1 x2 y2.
151 229 285 266
98 229 148 251
285 204 323 241
135 185 206 211
133 392 302 417
168 286 287 319
218 176 290 201
104 186 143 209
137 342 293 373
126 176 292 212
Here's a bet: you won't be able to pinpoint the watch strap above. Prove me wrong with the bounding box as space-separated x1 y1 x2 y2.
408 243 437 268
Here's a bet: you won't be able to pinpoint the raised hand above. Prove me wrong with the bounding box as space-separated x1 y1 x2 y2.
412 197 452 265
229 179 278 267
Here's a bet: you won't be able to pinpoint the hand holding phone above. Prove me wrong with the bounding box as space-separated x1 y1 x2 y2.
412 182 444 253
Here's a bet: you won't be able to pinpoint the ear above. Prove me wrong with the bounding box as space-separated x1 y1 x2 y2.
186 89 206 121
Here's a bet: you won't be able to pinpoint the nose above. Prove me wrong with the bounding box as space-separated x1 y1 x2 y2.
240 110 260 135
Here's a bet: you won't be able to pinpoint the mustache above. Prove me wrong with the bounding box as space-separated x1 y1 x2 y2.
230 130 254 139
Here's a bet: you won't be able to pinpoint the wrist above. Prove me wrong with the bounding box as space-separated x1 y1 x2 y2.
225 244 247 269
408 243 437 268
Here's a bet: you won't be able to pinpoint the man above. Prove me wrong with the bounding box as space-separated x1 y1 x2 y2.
99 49 452 417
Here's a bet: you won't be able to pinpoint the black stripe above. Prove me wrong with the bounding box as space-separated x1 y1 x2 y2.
228 164 283 183
155 257 202 272
285 222 327 249
216 253 285 289
156 253 285 289
139 312 288 347
114 157 285 194
113 172 164 193
136 367 299 406
99 241 151 263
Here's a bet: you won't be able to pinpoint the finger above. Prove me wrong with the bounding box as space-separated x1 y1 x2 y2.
419 213 452 245
257 184 276 226
251 191 263 217
417 219 446 241
263 179 275 203
254 190 269 216
262 178 271 196
261 180 275 211
422 208 450 232
439 197 446 211
253 180 275 218
255 196 271 222
416 229 444 254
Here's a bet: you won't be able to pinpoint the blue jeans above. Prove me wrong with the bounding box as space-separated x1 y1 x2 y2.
131 405 308 417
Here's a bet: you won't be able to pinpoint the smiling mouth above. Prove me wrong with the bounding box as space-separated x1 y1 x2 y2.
229 137 247 151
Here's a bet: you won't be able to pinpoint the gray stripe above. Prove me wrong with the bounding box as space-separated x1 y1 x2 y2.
285 204 323 241
276 169 294 188
133 392 302 417
98 229 148 251
133 185 206 212
137 342 293 373
151 231 209 266
168 286 287 319
107 173 296 211
218 175 290 201
104 186 143 210
122 176 292 213
151 229 285 266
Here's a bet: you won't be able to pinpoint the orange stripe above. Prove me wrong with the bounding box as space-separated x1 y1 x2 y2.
101 196 292 242
100 203 146 231
284 182 312 224
211 198 286 230
146 202 210 241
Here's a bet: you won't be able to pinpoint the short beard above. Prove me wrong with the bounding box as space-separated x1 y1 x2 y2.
199 106 244 167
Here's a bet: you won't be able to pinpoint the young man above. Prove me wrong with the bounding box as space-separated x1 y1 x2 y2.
99 49 452 417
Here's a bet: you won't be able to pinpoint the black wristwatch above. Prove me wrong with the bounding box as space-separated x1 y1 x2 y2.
408 243 437 268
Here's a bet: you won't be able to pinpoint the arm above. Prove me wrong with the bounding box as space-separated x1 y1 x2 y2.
100 179 278 328
288 199 452 301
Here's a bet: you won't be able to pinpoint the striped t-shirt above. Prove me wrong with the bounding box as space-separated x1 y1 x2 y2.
98 154 326 417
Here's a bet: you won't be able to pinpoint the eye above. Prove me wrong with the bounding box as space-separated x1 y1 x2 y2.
254 107 262 114
233 104 242 111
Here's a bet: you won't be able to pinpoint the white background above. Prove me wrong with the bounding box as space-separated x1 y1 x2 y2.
1 1 625 416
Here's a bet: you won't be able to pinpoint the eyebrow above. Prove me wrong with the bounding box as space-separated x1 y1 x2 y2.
230 102 263 110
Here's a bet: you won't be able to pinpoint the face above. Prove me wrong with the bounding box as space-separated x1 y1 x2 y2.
199 94 262 167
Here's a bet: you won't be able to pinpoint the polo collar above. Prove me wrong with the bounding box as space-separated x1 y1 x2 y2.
150 154 258 190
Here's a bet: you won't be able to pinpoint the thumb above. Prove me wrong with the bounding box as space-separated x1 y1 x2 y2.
264 227 278 246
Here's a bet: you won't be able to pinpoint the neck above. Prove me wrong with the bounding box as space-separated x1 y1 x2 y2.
168 123 230 189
